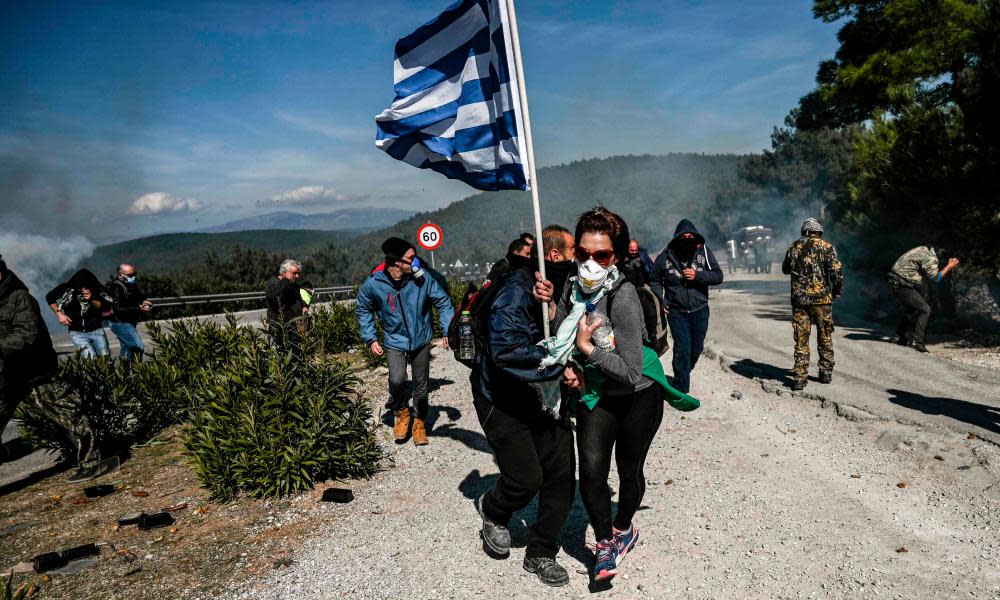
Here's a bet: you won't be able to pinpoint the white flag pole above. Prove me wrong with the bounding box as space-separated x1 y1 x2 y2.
504 0 550 337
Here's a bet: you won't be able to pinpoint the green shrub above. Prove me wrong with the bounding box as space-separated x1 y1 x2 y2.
17 353 190 461
304 302 362 355
185 335 381 501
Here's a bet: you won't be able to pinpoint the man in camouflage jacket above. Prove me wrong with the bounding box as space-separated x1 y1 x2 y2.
887 245 959 352
781 218 844 390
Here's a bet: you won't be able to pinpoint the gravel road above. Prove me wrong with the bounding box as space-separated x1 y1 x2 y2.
226 289 1000 599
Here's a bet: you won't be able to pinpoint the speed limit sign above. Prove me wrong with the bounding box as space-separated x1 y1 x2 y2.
416 223 443 251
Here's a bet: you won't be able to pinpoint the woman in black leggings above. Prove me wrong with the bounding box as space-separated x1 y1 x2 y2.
535 207 663 582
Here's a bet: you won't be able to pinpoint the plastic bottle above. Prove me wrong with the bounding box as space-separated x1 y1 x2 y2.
458 311 476 360
585 303 615 351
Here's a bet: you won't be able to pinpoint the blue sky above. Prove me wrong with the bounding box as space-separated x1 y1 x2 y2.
1 0 838 242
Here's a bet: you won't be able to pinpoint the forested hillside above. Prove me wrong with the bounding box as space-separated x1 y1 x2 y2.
84 153 746 298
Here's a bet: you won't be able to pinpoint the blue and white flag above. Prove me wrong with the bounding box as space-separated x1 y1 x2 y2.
375 0 529 191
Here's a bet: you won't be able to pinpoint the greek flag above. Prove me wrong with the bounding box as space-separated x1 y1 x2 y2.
375 0 529 191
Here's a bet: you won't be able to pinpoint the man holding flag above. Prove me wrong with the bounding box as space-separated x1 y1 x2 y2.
376 0 574 586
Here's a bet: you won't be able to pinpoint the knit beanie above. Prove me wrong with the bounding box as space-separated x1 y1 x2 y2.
801 218 823 236
381 236 414 260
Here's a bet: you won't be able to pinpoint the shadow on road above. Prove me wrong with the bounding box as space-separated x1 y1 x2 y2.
887 389 1000 436
728 358 794 387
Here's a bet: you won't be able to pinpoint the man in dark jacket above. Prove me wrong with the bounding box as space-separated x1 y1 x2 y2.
106 263 152 361
621 239 654 288
46 269 110 358
486 238 532 283
650 219 724 394
0 256 58 446
265 259 305 350
470 252 577 587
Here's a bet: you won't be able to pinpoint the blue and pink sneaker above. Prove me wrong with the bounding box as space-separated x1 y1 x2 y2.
612 523 640 565
592 539 619 581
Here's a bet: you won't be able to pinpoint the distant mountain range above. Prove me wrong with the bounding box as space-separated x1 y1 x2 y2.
199 208 415 233
81 154 747 281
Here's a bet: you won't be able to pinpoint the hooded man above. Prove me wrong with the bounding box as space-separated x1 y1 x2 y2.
781 218 844 390
45 268 111 358
0 255 58 449
650 219 724 394
356 236 454 446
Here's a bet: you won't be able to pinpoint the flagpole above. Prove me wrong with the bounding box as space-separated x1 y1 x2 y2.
504 0 550 337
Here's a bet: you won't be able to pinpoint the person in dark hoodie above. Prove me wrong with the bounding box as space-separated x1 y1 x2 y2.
0 255 58 451
650 219 724 394
46 268 111 358
356 237 454 446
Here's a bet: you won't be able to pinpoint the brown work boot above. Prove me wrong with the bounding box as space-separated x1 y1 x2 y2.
411 418 429 446
393 409 411 442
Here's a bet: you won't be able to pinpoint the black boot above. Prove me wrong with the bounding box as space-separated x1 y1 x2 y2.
476 495 510 557
910 342 929 353
791 380 807 391
523 556 569 587
819 372 832 384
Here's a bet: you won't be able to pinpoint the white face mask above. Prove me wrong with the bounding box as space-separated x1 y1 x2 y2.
577 259 610 292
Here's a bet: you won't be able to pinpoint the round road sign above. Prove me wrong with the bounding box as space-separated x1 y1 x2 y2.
417 223 443 251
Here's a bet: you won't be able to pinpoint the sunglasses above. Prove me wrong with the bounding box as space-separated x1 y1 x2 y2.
574 247 615 267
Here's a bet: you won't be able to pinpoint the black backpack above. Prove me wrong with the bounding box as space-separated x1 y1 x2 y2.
447 277 503 368
607 282 670 355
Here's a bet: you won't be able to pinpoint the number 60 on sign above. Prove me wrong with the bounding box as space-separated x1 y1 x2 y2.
417 223 443 251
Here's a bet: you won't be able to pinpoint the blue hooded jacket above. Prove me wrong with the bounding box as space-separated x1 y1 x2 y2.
356 265 454 352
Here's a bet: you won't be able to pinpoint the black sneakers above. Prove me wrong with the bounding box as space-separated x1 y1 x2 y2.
476 494 511 557
523 556 569 587
911 342 929 353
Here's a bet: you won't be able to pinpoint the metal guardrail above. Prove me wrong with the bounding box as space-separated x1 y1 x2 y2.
149 286 356 307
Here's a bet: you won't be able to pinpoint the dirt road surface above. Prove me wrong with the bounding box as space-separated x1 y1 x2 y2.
229 272 1000 600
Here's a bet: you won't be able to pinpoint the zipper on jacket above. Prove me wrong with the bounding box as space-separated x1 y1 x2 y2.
396 289 413 351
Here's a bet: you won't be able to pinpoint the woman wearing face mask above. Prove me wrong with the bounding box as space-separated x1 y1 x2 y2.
534 207 667 582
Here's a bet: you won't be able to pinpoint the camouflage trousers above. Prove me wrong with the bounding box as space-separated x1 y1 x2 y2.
792 304 834 382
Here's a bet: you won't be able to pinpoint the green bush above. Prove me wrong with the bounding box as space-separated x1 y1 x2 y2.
304 302 362 355
18 354 187 461
185 334 381 501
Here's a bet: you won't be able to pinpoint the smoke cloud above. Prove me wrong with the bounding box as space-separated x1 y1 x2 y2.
0 232 96 297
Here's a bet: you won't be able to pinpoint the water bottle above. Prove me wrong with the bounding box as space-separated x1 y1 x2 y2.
585 303 615 351
458 311 476 360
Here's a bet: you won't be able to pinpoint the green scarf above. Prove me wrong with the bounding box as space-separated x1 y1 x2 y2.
579 346 701 412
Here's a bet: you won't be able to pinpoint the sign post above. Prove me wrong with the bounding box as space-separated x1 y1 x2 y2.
416 222 443 269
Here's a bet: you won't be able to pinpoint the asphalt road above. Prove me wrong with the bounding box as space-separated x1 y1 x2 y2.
705 270 1000 445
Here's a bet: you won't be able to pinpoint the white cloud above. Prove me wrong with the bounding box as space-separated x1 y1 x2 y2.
270 185 354 206
127 192 203 215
